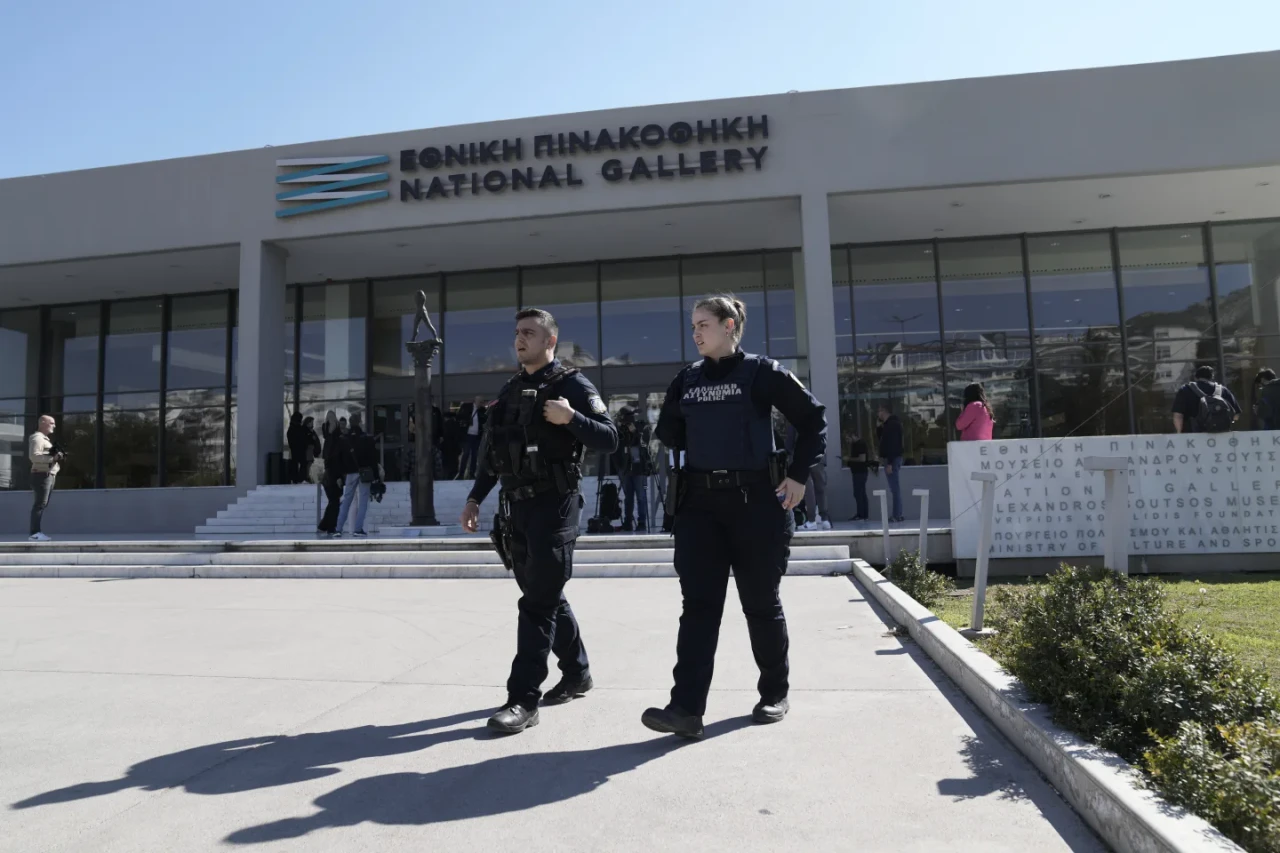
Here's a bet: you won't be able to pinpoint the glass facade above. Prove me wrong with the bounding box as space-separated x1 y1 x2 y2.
282 250 802 482
1 292 236 490
834 221 1280 466
11 220 1279 490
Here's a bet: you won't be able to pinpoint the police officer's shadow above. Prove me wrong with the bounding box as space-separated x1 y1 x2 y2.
223 716 754 845
11 707 496 810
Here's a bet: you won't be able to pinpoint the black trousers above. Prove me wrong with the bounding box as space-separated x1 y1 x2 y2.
670 480 793 716
852 470 869 518
318 473 343 532
505 489 589 709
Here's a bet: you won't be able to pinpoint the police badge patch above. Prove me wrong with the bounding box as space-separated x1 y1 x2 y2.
589 395 607 415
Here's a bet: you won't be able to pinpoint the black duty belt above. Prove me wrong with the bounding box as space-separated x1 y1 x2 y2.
502 480 564 502
686 469 768 490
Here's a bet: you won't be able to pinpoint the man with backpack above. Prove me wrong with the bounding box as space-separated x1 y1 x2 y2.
1253 368 1280 430
1172 365 1241 434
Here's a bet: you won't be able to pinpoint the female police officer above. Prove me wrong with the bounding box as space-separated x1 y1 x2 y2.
641 294 827 739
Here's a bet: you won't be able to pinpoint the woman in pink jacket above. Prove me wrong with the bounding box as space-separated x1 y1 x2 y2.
955 383 994 441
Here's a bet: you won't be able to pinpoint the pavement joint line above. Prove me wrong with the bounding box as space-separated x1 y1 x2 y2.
0 668 941 692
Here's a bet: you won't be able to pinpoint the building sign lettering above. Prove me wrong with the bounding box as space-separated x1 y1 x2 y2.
947 433 1280 560
398 115 769 202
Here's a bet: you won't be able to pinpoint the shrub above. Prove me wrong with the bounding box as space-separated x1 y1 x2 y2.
1145 719 1280 853
983 565 1280 763
883 549 953 610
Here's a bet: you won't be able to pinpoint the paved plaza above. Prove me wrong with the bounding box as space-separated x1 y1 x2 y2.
1 576 1105 852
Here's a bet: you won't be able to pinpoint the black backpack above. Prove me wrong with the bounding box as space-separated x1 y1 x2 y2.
1257 381 1280 430
599 481 622 520
1190 382 1234 433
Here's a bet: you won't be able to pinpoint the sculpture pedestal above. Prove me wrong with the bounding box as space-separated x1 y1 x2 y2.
405 339 442 527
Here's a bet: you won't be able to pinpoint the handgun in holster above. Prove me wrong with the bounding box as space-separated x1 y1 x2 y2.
664 455 686 520
768 449 790 488
489 494 515 571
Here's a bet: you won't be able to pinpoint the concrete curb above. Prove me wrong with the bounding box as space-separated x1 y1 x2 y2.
0 559 852 580
849 558 1243 853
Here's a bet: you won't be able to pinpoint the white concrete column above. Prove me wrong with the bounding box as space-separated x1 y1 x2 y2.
800 192 840 466
236 241 287 487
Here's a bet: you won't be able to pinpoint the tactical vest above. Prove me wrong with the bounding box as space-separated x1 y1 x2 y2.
485 365 583 491
679 354 775 472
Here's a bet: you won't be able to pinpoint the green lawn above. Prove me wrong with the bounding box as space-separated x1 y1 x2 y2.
935 572 1280 684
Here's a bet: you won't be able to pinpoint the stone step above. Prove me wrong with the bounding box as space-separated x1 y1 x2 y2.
0 545 848 567
0 559 851 580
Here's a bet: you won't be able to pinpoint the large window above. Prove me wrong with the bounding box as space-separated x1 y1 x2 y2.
521 265 598 368
940 239 1033 440
443 270 517 374
1213 221 1280 427
300 282 367 383
6 292 235 490
0 310 41 490
1118 229 1215 434
841 244 946 464
1027 233 1128 437
601 260 682 365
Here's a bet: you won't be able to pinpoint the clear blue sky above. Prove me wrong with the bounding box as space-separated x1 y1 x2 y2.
2 0 1278 179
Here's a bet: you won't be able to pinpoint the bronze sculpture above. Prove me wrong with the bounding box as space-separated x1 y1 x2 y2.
410 290 439 343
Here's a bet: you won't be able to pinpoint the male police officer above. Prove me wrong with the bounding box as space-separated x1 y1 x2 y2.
461 308 618 734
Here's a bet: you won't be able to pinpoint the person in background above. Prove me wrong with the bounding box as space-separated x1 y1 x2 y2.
877 402 905 523
787 423 829 530
1172 365 1240 434
1252 368 1279 430
301 416 322 482
286 412 307 483
456 395 487 479
317 412 353 537
336 413 377 537
845 428 870 522
614 406 652 532
28 415 63 542
955 383 995 441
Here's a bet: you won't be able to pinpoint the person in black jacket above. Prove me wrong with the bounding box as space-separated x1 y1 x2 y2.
641 294 827 739
877 402 905 522
286 412 307 484
317 414 357 537
460 308 618 735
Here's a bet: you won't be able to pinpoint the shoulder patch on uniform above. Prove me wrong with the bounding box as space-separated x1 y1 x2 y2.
588 395 607 415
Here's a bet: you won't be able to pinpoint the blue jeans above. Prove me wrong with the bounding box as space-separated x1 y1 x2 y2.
623 474 648 529
336 473 370 534
886 457 904 519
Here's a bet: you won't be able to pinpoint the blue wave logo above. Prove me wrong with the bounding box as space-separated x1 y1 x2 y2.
275 156 391 218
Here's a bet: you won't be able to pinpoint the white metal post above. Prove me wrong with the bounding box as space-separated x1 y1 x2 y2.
1083 456 1129 576
873 488 890 566
971 473 999 631
913 488 929 565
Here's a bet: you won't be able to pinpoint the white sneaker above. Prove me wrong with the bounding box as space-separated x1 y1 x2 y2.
800 521 819 531
29 533 50 542
818 519 832 531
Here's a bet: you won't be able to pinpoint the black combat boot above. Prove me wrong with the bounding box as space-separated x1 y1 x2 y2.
752 697 790 724
640 704 704 739
488 703 539 734
543 673 594 705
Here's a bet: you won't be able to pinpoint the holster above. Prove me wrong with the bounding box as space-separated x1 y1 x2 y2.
489 495 515 571
769 450 790 487
664 466 686 519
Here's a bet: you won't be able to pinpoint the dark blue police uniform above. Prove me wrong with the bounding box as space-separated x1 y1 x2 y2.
468 359 618 733
643 350 826 737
